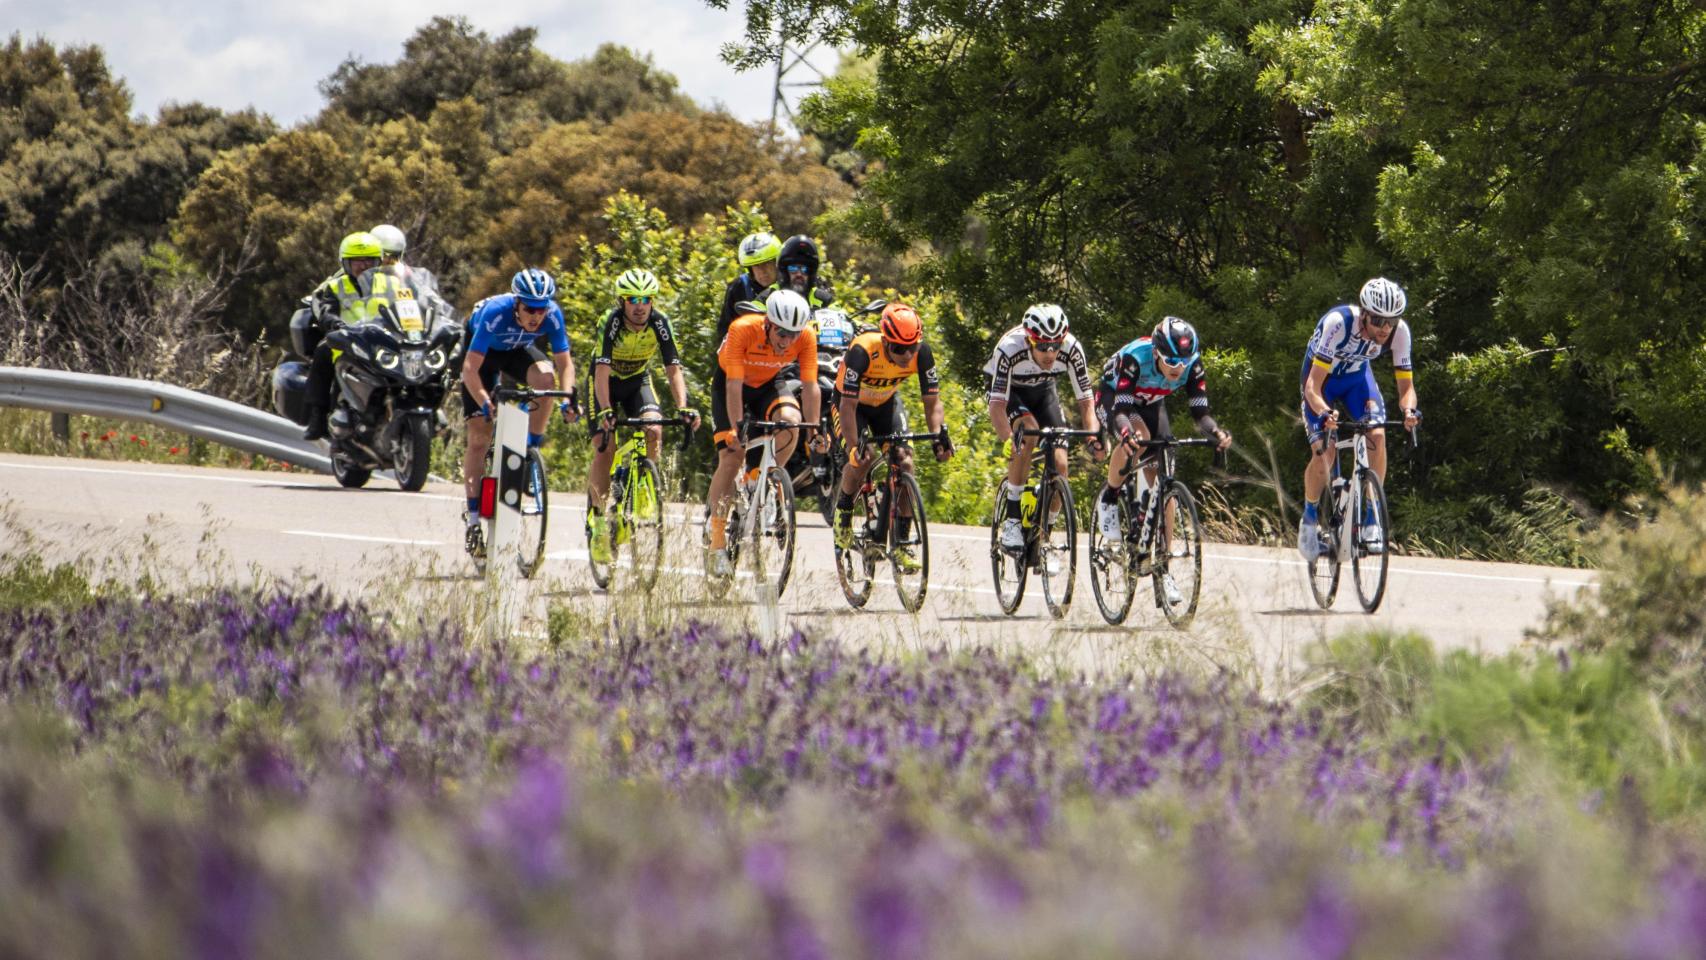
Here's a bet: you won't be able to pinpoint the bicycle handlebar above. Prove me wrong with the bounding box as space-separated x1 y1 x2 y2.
1014 427 1102 440
492 386 576 402
1326 417 1421 447
611 415 699 449
867 430 950 445
741 419 821 432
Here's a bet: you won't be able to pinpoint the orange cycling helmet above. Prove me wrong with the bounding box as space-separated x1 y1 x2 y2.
879 303 923 346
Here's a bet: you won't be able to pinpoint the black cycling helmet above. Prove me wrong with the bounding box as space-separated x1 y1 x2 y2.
777 235 820 276
1151 316 1201 364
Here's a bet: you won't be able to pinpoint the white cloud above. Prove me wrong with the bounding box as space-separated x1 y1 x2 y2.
2 0 838 126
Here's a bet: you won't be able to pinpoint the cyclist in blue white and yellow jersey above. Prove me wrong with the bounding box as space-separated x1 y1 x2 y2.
459 268 579 534
586 268 701 562
1298 277 1421 558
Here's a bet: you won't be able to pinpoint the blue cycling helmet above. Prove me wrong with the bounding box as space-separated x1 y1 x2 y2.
511 268 557 307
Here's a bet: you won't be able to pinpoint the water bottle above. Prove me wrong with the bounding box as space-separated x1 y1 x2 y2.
1020 488 1038 527
1134 488 1152 543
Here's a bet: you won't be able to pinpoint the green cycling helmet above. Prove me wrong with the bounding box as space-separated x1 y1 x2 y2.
339 231 383 261
616 268 661 298
737 232 781 268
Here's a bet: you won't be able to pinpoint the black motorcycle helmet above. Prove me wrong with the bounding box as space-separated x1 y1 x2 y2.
777 235 821 279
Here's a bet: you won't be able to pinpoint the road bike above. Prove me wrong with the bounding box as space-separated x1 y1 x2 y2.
833 429 946 613
706 418 817 601
1087 435 1219 628
989 426 1101 618
467 385 575 578
1308 416 1420 613
587 415 696 592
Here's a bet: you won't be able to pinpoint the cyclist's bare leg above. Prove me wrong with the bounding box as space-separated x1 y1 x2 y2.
771 404 803 466
839 445 876 497
707 445 742 550
588 426 616 504
525 362 555 435
1367 427 1388 482
463 414 493 502
1006 413 1039 491
894 446 916 518
641 411 663 461
1304 442 1332 504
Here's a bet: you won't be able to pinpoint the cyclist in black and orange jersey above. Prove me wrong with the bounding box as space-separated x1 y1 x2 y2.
707 289 827 576
831 303 953 569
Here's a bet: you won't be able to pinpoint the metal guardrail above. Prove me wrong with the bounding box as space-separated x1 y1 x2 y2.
0 366 333 474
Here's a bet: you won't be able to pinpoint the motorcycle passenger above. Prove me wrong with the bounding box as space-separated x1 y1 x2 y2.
370 222 457 326
984 303 1103 554
716 232 782 348
299 231 386 441
460 268 580 536
707 289 826 576
1298 277 1421 558
587 268 701 563
831 303 953 571
1093 317 1233 606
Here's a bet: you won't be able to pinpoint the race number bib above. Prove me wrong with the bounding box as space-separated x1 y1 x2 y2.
394 298 423 333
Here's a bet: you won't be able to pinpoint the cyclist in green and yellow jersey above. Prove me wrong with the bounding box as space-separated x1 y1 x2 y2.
587 268 700 561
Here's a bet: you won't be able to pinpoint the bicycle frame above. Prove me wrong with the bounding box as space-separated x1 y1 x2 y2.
1319 418 1413 564
1008 426 1100 545
1113 435 1217 550
854 430 947 551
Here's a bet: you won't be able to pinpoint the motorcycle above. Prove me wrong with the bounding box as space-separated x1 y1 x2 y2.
780 299 887 523
272 265 462 491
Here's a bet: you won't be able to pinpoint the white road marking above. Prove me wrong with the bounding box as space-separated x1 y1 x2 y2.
283 530 443 546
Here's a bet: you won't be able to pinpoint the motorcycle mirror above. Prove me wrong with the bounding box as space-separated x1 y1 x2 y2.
859 299 888 316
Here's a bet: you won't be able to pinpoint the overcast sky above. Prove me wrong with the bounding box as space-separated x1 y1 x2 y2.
2 0 837 126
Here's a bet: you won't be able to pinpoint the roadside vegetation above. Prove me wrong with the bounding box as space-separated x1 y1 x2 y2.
2 483 1704 953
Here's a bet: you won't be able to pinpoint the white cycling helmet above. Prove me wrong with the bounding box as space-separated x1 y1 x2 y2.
371 224 406 258
1359 277 1407 319
765 289 812 333
1021 303 1069 341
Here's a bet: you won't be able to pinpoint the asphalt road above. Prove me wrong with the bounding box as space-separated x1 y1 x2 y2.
0 453 1595 676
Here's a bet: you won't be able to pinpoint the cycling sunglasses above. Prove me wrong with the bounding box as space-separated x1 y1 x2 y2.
517 302 549 316
785 263 809 274
887 342 920 356
1363 312 1398 329
1027 338 1064 354
623 296 653 305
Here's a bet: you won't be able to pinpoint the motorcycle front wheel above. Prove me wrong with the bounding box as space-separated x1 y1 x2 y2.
393 417 432 492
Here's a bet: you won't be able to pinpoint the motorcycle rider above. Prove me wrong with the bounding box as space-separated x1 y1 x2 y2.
460 268 580 538
776 234 836 312
370 223 456 322
299 231 386 441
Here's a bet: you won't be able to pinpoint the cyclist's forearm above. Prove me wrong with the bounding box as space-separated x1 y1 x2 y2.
988 400 1010 440
667 365 688 409
462 353 489 409
1397 382 1418 414
801 381 821 427
553 353 574 391
1077 398 1099 432
922 395 945 434
1192 412 1222 437
839 395 860 449
594 365 611 411
725 382 745 428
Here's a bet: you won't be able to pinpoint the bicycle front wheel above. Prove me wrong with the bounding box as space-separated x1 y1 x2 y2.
1038 475 1076 620
1089 490 1137 625
516 447 549 579
748 468 797 598
990 487 1027 616
835 482 876 609
1153 481 1203 628
625 457 666 592
1351 468 1390 613
889 472 929 613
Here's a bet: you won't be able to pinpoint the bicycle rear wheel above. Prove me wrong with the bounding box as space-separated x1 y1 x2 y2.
624 457 666 592
748 467 797 598
835 483 877 609
1089 490 1137 625
990 487 1027 615
1351 468 1390 613
1038 475 1077 619
889 472 929 613
516 447 548 579
1153 481 1203 628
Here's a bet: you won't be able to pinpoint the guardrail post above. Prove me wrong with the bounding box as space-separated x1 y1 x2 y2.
50 412 69 441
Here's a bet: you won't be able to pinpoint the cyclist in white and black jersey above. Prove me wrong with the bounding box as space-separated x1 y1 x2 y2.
1297 277 1421 558
984 303 1103 552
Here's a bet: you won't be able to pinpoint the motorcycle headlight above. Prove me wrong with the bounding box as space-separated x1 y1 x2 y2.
402 350 427 380
376 348 399 370
425 348 448 370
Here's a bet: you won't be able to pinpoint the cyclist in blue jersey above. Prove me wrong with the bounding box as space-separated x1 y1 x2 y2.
459 268 580 534
1093 318 1232 604
1297 277 1421 558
